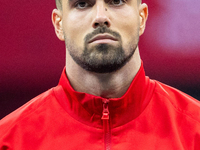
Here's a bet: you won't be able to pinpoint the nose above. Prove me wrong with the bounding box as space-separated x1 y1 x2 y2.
92 2 111 28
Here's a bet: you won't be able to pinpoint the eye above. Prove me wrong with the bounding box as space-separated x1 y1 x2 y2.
109 0 126 6
75 1 89 9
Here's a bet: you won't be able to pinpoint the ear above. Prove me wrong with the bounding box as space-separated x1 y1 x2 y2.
52 9 65 41
139 3 148 36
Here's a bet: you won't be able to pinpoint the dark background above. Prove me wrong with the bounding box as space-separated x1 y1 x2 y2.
1 0 200 119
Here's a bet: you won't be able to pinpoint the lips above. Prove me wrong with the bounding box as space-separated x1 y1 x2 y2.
88 34 118 44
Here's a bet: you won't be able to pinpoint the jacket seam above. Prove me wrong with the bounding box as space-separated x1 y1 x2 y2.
154 82 200 125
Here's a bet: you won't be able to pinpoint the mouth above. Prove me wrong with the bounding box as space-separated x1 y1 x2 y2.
88 33 118 44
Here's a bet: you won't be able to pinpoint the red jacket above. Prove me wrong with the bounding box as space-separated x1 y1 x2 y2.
1 64 200 150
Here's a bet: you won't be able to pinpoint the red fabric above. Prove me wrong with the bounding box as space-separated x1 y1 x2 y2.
0 63 200 150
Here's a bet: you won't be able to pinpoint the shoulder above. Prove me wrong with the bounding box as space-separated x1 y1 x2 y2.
0 87 58 137
152 80 200 123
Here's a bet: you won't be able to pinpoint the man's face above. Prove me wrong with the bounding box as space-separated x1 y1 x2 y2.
55 0 147 73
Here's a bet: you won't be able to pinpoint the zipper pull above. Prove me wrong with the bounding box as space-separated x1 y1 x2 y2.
102 99 111 150
101 99 109 120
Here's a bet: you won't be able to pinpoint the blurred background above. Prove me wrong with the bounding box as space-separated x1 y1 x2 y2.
0 0 200 119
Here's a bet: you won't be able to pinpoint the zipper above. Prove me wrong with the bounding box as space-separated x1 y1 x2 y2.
101 99 111 150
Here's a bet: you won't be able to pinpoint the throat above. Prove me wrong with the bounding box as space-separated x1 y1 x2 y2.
70 72 132 98
65 52 141 98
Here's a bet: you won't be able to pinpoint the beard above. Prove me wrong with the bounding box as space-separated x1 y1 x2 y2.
65 26 139 73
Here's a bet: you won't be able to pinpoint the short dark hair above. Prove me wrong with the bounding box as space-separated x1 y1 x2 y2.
55 0 62 10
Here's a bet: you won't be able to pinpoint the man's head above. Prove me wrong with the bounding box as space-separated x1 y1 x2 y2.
52 0 148 73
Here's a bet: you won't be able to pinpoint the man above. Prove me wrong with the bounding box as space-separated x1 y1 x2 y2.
0 0 200 149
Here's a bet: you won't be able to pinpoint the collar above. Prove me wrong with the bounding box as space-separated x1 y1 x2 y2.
55 62 154 128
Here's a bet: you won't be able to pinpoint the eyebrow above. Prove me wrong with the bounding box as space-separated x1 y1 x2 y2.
68 0 75 6
68 0 75 4
68 0 96 5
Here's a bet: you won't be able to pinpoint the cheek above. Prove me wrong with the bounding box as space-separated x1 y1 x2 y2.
66 10 91 32
65 10 91 40
111 7 139 36
63 12 90 47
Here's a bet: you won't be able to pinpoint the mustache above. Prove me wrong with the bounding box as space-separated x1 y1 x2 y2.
84 26 121 43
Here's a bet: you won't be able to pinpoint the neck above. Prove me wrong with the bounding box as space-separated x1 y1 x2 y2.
65 48 141 98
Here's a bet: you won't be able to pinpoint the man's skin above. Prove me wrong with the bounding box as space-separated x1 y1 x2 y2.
52 0 148 98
